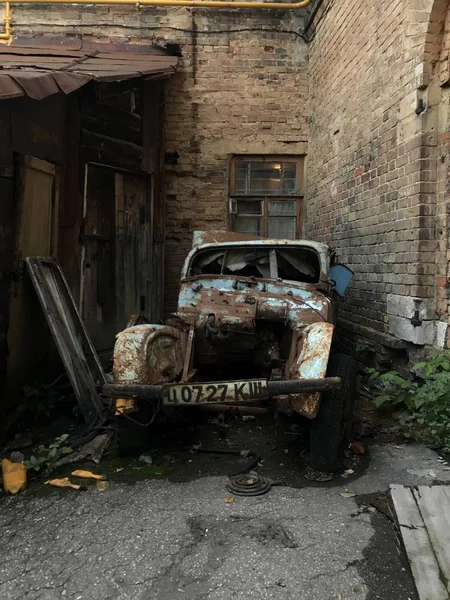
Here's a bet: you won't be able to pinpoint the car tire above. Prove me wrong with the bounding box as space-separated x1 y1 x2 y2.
116 399 152 456
309 353 356 472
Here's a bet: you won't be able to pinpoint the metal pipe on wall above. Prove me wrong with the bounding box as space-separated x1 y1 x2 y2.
0 3 11 41
0 0 311 44
9 0 311 8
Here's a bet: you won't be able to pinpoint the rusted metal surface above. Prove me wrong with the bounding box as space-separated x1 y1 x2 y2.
288 322 334 418
13 36 172 55
178 278 330 324
112 237 341 419
177 275 331 366
104 378 341 400
113 324 186 385
0 42 179 101
192 230 261 246
0 70 91 100
181 325 195 382
289 392 321 419
295 322 334 379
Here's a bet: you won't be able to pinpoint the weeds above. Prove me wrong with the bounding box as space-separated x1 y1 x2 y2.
25 434 73 474
367 350 450 451
355 338 376 356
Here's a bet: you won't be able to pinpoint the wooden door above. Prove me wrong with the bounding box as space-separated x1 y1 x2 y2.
81 165 151 351
115 172 151 331
80 164 116 351
7 156 57 392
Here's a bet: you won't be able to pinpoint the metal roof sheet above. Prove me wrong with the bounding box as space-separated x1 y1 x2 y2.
0 41 179 100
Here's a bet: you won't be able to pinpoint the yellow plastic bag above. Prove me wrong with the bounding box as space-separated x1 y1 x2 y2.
1 458 27 494
44 477 82 490
71 470 106 481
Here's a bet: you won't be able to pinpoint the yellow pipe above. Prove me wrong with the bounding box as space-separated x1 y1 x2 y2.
0 0 311 46
0 2 11 42
7 0 311 10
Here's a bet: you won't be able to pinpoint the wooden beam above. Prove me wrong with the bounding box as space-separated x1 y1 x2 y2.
390 484 449 600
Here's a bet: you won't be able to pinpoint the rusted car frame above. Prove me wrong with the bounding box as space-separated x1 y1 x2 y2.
107 231 355 471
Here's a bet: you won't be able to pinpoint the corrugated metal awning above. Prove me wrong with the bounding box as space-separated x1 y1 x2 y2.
0 41 179 100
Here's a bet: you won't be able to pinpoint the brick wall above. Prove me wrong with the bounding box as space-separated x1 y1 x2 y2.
9 0 450 355
9 4 309 311
306 0 450 352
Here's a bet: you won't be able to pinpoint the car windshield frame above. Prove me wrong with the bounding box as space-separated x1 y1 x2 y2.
186 244 322 285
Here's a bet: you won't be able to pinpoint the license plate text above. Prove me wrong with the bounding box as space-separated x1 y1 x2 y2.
162 380 268 405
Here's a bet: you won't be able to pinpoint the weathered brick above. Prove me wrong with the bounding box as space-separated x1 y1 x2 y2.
305 0 450 347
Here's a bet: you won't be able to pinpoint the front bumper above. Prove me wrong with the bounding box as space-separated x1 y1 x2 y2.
103 376 341 406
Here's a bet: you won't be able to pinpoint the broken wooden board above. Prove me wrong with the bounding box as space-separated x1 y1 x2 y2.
25 257 105 425
390 484 450 600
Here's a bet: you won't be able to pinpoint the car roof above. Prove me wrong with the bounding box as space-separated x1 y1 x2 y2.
191 239 330 253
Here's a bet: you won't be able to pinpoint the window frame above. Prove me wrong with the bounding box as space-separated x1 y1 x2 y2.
228 155 304 239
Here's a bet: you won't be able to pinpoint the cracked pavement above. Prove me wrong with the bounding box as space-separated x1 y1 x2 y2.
0 443 448 600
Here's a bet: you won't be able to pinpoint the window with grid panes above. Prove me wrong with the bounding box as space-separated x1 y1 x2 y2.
229 157 304 239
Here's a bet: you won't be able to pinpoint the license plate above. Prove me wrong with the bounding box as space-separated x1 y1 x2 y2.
162 379 268 405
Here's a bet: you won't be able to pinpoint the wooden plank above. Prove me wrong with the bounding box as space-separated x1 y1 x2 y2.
81 130 142 172
142 81 164 320
390 484 449 600
25 258 104 425
0 106 12 165
81 114 142 146
140 180 151 320
123 173 145 324
80 101 142 133
0 176 14 399
114 173 125 332
1 58 76 68
414 486 450 595
443 487 450 504
96 168 116 347
142 81 161 174
11 95 64 163
6 156 56 393
0 55 173 66
81 164 99 349
82 164 116 351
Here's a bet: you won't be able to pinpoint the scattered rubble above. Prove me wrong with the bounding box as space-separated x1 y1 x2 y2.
350 441 366 455
342 469 355 478
56 432 112 467
139 453 154 465
304 466 334 482
340 491 357 498
96 480 109 492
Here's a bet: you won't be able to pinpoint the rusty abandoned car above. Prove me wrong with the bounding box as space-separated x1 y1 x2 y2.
104 232 355 472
